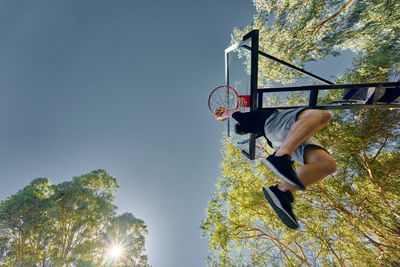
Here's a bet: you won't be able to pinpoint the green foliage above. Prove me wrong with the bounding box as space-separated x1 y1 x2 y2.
98 213 148 267
0 170 148 266
232 0 400 85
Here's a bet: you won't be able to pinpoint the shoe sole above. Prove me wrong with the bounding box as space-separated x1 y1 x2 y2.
263 158 305 191
262 187 299 229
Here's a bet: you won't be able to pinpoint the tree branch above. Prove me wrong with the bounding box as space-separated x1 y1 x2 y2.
288 0 356 50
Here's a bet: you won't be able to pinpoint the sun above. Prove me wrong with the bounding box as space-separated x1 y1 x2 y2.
109 245 123 258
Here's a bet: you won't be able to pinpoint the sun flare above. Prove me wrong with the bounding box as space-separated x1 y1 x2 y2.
109 245 122 258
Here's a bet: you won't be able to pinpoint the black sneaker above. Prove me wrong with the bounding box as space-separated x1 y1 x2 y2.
264 153 305 191
262 186 299 229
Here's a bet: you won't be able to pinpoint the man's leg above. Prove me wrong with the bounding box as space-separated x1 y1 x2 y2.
278 147 336 193
263 147 336 229
275 109 332 157
264 109 332 190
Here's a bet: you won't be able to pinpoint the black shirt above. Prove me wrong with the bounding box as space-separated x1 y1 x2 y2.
232 109 276 137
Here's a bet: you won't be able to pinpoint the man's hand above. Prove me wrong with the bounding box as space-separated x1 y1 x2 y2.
214 107 235 121
214 107 227 120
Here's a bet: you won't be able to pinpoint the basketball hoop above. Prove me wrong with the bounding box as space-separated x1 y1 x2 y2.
208 86 250 115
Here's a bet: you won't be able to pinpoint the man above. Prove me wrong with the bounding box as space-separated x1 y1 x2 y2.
214 107 336 229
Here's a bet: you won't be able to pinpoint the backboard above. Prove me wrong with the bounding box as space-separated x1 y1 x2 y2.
225 30 258 160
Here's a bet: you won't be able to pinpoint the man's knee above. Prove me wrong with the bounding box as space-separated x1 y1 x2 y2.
305 148 337 175
299 109 332 125
319 110 332 125
324 158 337 175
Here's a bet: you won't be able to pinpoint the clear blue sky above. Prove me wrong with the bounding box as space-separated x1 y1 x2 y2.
0 1 355 266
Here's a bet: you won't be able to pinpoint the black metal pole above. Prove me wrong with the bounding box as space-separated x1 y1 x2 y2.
248 30 259 160
258 82 400 92
242 45 334 107
242 45 333 85
257 82 400 110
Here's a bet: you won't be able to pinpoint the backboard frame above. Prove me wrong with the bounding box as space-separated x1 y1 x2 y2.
225 30 259 160
225 29 400 160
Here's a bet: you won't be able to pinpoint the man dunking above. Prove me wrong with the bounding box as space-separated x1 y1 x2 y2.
214 107 336 229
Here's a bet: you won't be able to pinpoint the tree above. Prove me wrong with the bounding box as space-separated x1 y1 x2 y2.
0 178 54 266
202 109 400 266
231 0 400 85
97 213 148 266
0 170 148 266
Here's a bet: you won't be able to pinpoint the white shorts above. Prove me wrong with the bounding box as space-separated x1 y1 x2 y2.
264 108 327 165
